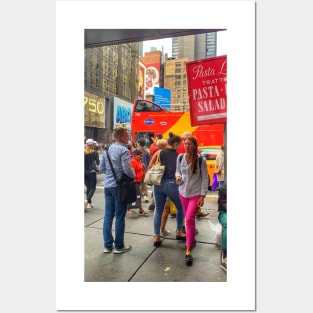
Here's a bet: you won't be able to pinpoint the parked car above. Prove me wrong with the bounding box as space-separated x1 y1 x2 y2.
199 146 221 190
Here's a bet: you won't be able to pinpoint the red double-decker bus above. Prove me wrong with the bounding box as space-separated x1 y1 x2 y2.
131 99 224 147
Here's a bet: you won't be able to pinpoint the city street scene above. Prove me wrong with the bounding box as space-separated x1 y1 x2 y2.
84 29 227 282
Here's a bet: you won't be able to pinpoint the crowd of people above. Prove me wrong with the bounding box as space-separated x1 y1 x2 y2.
84 126 226 271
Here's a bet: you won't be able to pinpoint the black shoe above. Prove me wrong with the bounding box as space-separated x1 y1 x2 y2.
176 235 186 241
148 204 155 211
185 254 193 266
153 240 162 247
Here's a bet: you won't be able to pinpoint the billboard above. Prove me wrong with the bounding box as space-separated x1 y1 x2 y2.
154 87 171 109
84 90 105 128
113 97 133 130
137 61 146 99
186 55 227 126
145 63 160 96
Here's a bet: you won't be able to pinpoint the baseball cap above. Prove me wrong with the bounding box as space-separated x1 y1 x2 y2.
86 138 96 145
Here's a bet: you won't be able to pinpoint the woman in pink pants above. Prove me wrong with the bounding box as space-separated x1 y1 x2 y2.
175 136 208 266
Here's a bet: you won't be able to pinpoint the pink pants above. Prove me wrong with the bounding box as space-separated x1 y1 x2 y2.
179 194 200 248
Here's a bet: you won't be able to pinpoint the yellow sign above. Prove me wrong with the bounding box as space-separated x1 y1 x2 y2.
84 91 105 128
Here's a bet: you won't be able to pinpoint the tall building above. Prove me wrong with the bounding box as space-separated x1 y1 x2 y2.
172 32 217 60
84 42 139 142
163 57 189 111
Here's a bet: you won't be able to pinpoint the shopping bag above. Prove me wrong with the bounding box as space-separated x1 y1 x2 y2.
211 173 219 191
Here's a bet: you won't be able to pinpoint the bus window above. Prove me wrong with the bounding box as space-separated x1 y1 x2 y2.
135 100 162 112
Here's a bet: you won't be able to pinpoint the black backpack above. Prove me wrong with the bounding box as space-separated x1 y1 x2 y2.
178 153 203 173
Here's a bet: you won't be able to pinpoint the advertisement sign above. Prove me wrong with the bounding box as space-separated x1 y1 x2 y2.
186 55 227 125
113 97 133 130
145 62 160 96
137 61 146 99
84 90 105 128
154 87 171 109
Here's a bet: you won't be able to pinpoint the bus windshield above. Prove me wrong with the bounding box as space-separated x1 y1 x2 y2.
134 100 163 112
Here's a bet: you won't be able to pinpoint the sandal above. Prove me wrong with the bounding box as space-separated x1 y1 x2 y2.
197 211 209 217
139 210 149 217
128 209 137 215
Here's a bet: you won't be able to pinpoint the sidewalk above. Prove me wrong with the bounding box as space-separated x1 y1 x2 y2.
84 173 226 282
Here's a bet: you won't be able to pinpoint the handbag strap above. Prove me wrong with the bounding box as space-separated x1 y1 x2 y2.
105 150 118 183
156 151 161 165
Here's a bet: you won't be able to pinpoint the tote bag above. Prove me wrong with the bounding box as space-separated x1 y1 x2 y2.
144 153 165 186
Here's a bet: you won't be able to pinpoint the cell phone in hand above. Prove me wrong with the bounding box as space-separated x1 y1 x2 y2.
176 179 184 186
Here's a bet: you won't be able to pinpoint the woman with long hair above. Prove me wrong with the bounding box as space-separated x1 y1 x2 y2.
84 138 100 210
176 136 208 265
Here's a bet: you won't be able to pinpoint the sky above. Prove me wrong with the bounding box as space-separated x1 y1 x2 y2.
142 31 227 57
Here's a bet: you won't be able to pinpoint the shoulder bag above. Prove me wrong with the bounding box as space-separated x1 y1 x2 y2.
105 151 137 205
144 152 165 186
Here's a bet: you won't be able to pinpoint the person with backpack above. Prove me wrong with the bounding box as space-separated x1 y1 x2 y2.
177 131 209 218
175 136 208 266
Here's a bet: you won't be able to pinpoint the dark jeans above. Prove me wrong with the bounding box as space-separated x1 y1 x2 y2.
103 187 128 249
84 171 97 203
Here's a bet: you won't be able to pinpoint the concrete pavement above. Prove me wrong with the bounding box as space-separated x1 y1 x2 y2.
84 173 226 282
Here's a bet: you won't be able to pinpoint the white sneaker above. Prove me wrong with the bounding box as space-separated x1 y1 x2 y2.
87 203 92 209
113 245 132 254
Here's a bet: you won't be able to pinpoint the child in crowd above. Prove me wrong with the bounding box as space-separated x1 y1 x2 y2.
128 149 149 216
218 184 227 272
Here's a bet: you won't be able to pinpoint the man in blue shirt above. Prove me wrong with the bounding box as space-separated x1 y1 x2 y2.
99 126 135 254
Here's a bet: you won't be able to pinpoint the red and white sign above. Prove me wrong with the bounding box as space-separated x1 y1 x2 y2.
144 62 160 96
186 55 227 126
